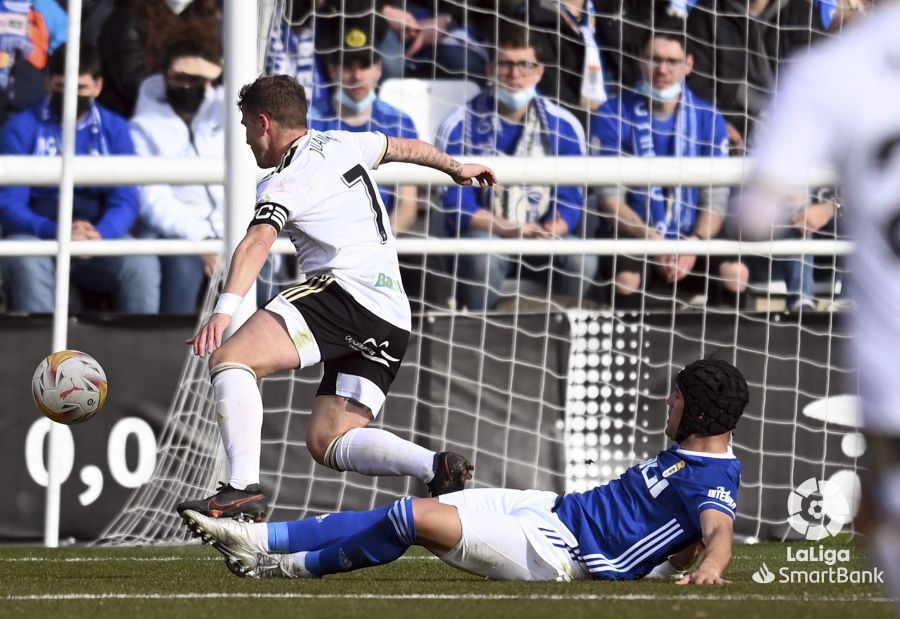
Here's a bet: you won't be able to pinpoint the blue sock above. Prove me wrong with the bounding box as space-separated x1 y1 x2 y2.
304 497 416 576
267 504 393 552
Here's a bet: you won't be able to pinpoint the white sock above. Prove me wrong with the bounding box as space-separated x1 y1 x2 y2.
248 522 270 552
329 427 435 483
212 367 263 490
284 551 314 577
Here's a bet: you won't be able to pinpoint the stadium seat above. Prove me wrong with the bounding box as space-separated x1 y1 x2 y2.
378 78 480 145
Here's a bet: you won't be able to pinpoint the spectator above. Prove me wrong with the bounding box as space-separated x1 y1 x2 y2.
520 0 609 129
265 0 327 106
664 0 700 18
764 1 866 71
130 40 224 315
0 0 68 126
0 43 159 314
380 0 488 80
590 27 747 306
436 22 596 311
82 0 115 45
685 0 775 151
687 0 864 152
33 0 67 55
812 0 871 33
311 16 418 235
774 188 839 312
97 0 221 118
593 1 694 93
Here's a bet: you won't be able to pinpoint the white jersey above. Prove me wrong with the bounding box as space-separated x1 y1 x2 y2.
751 3 900 432
253 129 411 331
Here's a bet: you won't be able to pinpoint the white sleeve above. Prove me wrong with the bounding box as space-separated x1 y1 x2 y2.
335 130 389 169
739 49 842 239
751 51 839 190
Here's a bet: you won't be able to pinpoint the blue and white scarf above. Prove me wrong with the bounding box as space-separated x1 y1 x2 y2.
463 92 553 224
0 0 31 89
34 97 109 157
266 20 323 105
558 0 607 109
630 85 700 238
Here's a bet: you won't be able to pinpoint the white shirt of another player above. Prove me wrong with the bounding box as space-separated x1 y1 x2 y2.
254 129 411 331
750 2 900 432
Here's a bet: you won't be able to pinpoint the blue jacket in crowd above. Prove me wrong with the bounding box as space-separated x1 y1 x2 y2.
0 98 138 240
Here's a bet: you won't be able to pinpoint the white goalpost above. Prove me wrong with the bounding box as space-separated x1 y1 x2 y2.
7 0 860 546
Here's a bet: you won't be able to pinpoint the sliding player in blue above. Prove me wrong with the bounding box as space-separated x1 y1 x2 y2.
182 358 747 584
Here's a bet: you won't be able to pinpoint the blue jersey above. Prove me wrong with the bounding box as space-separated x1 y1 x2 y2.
588 87 729 238
309 98 418 214
554 445 740 580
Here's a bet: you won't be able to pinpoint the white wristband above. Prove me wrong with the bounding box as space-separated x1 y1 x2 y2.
213 292 243 316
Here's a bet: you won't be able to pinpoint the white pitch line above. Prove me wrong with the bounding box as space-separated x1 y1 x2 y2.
0 557 218 562
3 593 896 603
0 556 436 563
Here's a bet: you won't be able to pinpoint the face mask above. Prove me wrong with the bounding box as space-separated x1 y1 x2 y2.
495 85 537 111
166 84 206 116
50 92 93 119
335 88 376 114
638 79 683 102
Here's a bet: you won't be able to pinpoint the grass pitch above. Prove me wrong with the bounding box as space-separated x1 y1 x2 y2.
0 541 893 619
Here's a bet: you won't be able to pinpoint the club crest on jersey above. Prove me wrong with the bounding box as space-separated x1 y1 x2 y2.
661 460 685 478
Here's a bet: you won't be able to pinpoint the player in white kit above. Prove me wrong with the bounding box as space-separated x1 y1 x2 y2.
743 0 899 599
177 75 497 521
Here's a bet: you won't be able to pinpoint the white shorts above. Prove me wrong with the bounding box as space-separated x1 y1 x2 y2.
437 488 588 581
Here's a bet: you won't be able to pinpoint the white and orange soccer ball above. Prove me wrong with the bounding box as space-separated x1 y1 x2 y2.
32 350 108 425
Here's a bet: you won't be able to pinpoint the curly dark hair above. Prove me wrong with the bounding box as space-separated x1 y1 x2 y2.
238 75 308 129
142 0 222 75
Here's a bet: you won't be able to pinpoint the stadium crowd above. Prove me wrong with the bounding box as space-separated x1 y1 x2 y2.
0 0 856 314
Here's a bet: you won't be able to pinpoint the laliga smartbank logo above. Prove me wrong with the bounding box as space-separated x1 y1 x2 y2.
787 478 851 541
751 478 883 585
751 544 883 585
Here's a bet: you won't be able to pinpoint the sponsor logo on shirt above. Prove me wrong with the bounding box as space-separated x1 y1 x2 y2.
375 272 404 295
661 460 685 478
707 486 737 510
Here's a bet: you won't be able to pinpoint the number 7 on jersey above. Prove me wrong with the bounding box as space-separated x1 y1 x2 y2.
342 164 388 243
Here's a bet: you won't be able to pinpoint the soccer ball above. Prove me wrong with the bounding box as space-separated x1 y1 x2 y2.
32 350 108 425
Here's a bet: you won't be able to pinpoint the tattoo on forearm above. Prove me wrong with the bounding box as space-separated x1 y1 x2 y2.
385 136 461 176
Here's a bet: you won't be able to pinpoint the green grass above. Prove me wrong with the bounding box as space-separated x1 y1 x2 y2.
0 542 893 619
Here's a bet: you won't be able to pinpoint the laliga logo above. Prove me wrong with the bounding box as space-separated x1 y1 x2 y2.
787 478 851 540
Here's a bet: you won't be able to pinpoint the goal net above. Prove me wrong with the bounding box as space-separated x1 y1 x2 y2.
98 0 861 545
